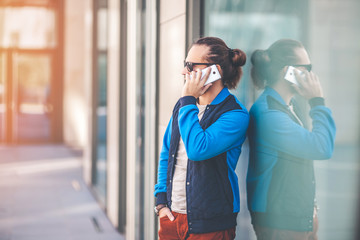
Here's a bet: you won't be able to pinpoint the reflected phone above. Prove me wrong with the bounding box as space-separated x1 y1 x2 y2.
191 64 221 85
284 66 304 86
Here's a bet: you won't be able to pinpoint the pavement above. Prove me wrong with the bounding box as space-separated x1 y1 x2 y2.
0 145 125 240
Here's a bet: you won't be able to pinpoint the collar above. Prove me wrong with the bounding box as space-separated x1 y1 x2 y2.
265 87 302 126
263 87 287 106
209 87 231 105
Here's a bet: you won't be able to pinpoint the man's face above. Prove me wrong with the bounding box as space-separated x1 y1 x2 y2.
182 45 210 76
292 47 312 73
281 47 312 90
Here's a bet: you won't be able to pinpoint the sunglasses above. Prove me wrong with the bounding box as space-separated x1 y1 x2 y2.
184 61 215 72
292 64 312 72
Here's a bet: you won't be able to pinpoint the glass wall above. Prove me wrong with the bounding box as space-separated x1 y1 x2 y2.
204 0 308 106
203 1 309 239
203 0 360 240
93 0 108 207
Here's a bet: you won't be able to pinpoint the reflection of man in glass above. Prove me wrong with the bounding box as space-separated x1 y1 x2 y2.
247 39 336 240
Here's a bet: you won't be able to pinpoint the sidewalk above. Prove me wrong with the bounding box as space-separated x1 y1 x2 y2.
0 145 125 240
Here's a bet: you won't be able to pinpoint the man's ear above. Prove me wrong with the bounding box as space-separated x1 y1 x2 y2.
216 64 223 77
280 66 288 79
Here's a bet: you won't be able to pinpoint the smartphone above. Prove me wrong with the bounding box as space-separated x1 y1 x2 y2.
190 64 221 85
284 66 304 86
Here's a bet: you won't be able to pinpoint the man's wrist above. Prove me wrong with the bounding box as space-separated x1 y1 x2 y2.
309 97 325 108
154 204 167 216
179 96 197 107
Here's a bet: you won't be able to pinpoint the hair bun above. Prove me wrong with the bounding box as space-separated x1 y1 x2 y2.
251 49 270 68
250 49 271 89
231 49 246 67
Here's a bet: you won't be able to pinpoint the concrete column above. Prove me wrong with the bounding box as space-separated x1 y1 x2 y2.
107 0 121 229
63 0 93 183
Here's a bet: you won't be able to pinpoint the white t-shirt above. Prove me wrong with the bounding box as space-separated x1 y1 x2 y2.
171 104 207 214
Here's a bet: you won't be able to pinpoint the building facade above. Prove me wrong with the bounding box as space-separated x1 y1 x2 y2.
66 0 360 239
2 0 358 240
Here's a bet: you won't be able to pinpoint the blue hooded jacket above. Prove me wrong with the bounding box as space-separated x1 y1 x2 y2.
247 87 336 231
154 88 249 233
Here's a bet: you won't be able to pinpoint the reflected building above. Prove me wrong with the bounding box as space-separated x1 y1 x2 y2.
1 0 359 240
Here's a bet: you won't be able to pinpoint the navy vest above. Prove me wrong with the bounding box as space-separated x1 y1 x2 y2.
166 94 242 233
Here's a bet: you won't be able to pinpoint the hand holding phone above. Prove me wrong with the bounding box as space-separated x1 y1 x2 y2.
291 70 324 99
182 64 220 98
190 64 221 85
284 66 304 86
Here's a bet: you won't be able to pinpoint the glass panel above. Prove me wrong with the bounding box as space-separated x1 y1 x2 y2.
0 53 5 141
93 1 108 205
94 53 107 204
0 7 56 48
203 1 307 239
204 1 360 240
204 0 304 105
13 53 52 141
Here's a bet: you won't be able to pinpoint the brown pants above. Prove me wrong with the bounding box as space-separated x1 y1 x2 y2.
159 211 236 240
253 210 319 240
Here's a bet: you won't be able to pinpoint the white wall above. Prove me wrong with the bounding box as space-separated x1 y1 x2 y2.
107 0 121 229
63 0 93 149
63 0 93 183
158 0 187 155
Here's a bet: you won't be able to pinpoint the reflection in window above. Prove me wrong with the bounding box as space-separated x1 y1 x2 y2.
203 0 360 239
95 53 107 203
93 1 108 207
204 0 305 105
203 1 307 239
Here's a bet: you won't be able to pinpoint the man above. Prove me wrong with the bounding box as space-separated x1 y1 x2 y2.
154 37 249 239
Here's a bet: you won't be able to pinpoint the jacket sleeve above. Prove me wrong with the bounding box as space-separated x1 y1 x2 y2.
257 99 336 160
178 96 249 161
154 117 172 204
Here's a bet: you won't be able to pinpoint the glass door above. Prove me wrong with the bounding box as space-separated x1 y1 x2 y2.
0 2 61 144
12 53 53 142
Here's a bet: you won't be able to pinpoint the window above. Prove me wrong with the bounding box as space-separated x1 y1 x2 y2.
92 0 108 207
201 0 360 239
